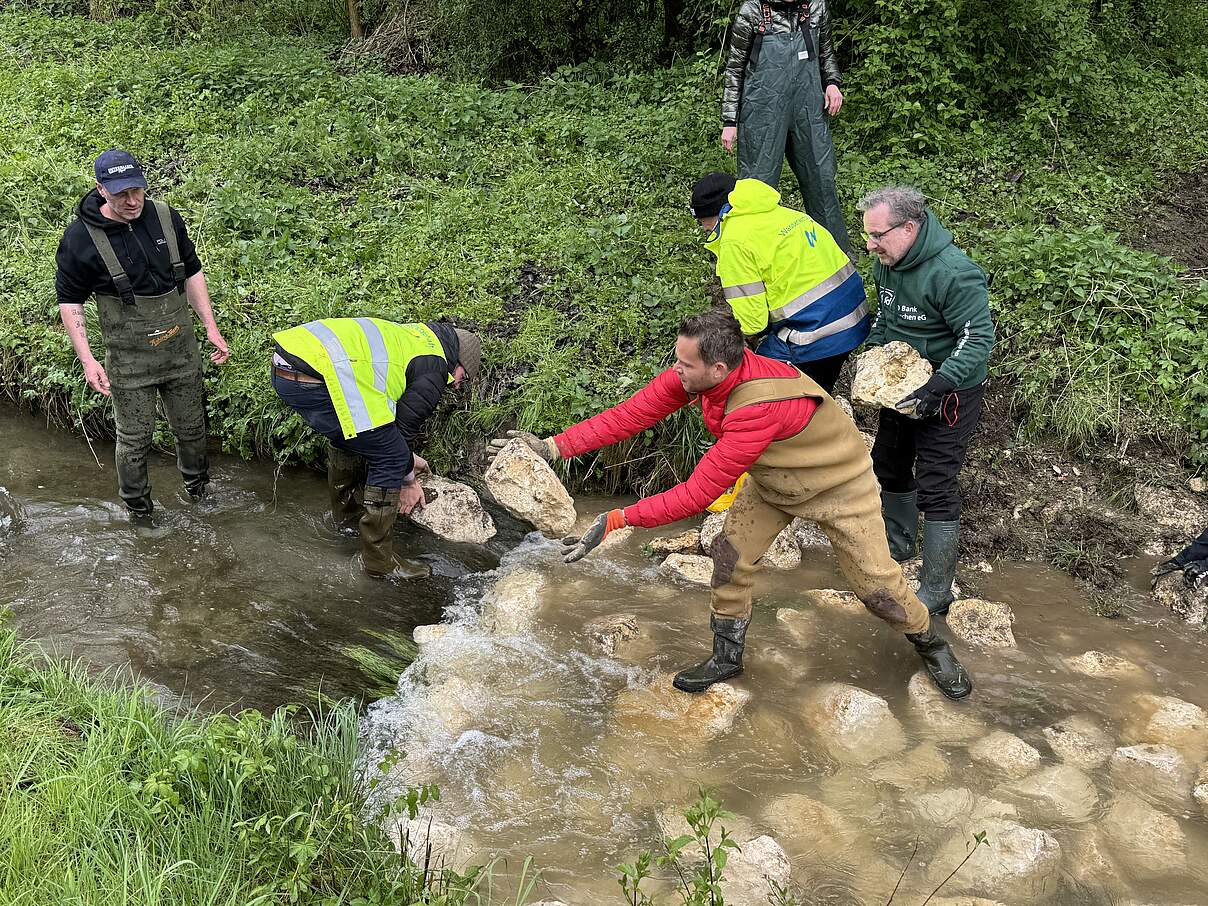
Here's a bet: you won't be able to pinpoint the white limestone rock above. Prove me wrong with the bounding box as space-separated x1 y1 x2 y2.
906 671 986 745
1193 762 1208 818
410 475 496 543
388 815 475 868
659 552 713 586
412 623 448 647
833 395 855 419
1124 693 1208 761
1063 649 1146 679
720 835 792 906
484 438 576 536
803 587 866 614
869 742 951 789
969 730 1042 779
584 613 641 657
802 683 906 765
910 788 1016 827
481 567 545 635
1134 483 1208 536
612 673 750 746
1102 793 1188 880
760 793 858 855
699 511 726 553
1109 744 1195 808
792 517 831 548
1152 570 1208 625
1001 764 1098 824
852 341 933 410
1042 714 1114 770
775 607 819 645
946 598 1017 649
647 530 702 555
930 818 1061 903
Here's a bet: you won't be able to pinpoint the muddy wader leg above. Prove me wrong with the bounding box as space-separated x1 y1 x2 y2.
674 481 793 693
159 369 210 499
881 489 919 562
327 443 368 530
110 384 159 515
360 485 401 577
806 471 972 699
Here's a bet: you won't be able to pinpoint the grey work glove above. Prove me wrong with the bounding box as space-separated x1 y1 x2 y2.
487 430 558 463
560 509 626 563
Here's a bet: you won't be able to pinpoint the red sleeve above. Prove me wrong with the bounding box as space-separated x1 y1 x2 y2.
554 368 690 458
621 402 781 528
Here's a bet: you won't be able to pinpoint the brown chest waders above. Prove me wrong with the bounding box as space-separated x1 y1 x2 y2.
84 199 209 512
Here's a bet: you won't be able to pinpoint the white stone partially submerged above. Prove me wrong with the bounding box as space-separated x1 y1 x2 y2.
611 673 751 746
484 439 576 536
1109 744 1195 808
1042 713 1114 770
1063 649 1146 679
583 613 641 657
647 530 701 555
659 552 713 586
481 567 546 635
946 598 1017 649
1124 693 1208 761
411 475 497 544
388 815 476 869
802 683 906 764
907 671 986 745
1194 763 1208 818
969 730 1041 779
720 835 792 906
930 818 1062 903
1102 793 1188 880
1001 764 1098 824
1152 570 1208 626
852 341 933 410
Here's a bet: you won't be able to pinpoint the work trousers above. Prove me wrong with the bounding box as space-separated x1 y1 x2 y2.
871 382 985 521
709 466 931 635
110 369 209 505
271 373 410 490
1178 526 1208 564
794 349 851 396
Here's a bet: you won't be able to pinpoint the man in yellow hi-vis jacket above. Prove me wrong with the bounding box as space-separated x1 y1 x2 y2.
691 173 868 393
271 318 481 576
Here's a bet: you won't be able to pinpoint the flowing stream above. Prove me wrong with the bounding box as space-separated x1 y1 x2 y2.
2 407 1207 904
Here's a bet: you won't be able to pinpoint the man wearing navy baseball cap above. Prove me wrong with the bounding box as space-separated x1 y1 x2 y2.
56 149 230 517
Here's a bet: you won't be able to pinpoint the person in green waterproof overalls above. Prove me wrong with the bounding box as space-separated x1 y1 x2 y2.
721 0 853 257
56 150 230 516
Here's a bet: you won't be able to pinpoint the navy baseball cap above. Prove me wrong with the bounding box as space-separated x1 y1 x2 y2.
94 149 148 194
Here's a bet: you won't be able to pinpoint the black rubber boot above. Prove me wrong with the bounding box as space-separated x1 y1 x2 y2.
359 485 401 577
881 490 919 562
906 628 973 700
917 519 960 615
125 494 154 518
184 475 209 501
672 616 749 693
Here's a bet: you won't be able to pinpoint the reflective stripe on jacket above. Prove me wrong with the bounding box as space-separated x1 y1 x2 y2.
708 179 869 364
273 319 447 439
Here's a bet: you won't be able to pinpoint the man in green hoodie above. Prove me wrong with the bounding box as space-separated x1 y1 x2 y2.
858 185 994 616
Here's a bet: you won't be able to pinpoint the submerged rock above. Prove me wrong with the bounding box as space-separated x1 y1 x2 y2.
803 587 865 614
1065 829 1130 901
1063 649 1147 679
1002 764 1098 824
852 341 933 410
1124 693 1208 761
969 730 1042 779
760 793 858 855
910 788 1016 827
930 818 1061 903
388 815 475 868
412 623 448 647
484 439 576 536
775 607 819 645
583 613 641 657
802 683 906 764
481 567 546 635
906 671 986 744
612 673 750 746
1109 744 1195 808
946 598 1017 649
869 742 951 789
720 835 792 906
1194 763 1208 818
1152 570 1208 626
647 530 701 555
659 552 713 586
1042 713 1114 770
1102 793 1188 880
411 476 496 544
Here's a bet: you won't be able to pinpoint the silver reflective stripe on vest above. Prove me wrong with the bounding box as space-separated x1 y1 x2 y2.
768 262 856 322
303 321 375 433
722 280 767 299
354 318 396 417
776 302 869 348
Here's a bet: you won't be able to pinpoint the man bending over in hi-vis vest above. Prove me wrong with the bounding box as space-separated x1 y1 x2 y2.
272 319 481 577
488 306 972 700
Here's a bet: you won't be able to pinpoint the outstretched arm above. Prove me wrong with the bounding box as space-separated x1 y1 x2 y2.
553 368 691 458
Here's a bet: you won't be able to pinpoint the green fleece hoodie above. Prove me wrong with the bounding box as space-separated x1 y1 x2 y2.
867 212 994 390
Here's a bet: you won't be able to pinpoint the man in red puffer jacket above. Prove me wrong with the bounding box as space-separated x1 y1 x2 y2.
488 307 973 700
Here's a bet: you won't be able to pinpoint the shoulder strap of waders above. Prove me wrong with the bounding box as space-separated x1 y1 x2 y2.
151 199 187 293
750 1 773 67
724 373 822 415
82 221 137 306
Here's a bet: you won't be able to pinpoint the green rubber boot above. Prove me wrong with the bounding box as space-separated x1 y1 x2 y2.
359 485 401 577
328 444 368 530
672 616 749 693
881 489 919 562
918 519 961 616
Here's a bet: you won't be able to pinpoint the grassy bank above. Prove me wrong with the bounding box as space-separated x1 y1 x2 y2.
1 10 1206 492
0 626 492 904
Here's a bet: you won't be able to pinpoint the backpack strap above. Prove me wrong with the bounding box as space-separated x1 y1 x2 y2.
151 198 187 292
82 221 136 306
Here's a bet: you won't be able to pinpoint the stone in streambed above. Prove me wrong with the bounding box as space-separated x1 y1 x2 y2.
1109 744 1195 808
481 567 546 635
647 529 701 555
1102 793 1188 880
1124 693 1208 761
411 475 496 543
852 341 933 410
929 818 1061 903
906 671 986 745
802 683 906 764
484 438 576 536
946 598 1017 649
969 730 1041 779
1001 764 1098 824
1042 713 1114 770
584 613 641 656
1152 570 1208 626
659 552 713 586
611 673 750 746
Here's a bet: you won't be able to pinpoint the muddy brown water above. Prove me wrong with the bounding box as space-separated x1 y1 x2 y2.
3 408 1208 904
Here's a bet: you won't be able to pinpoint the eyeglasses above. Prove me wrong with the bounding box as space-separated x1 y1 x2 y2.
863 221 907 243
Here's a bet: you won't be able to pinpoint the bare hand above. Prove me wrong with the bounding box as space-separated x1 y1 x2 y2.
824 85 844 117
83 358 110 396
412 454 430 476
721 126 738 153
207 327 230 364
398 481 426 515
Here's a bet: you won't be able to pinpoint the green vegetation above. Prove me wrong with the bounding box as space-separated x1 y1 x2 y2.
0 2 1205 498
0 626 494 904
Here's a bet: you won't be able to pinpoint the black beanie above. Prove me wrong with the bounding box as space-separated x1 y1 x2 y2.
690 172 737 219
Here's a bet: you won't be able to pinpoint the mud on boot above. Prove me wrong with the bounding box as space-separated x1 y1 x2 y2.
906 628 973 700
673 615 749 693
359 485 401 577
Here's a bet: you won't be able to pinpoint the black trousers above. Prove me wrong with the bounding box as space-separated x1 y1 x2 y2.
794 349 852 395
871 381 985 521
1178 526 1208 564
